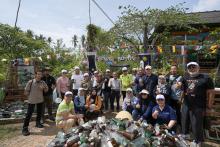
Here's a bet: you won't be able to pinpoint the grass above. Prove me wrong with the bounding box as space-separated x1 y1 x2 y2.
0 125 20 141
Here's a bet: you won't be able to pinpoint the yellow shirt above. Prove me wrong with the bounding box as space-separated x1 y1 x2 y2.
120 74 133 91
56 100 74 124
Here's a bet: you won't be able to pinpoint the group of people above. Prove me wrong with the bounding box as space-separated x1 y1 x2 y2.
21 62 214 147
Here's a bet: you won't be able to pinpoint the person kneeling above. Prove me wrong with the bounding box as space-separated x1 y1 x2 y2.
85 88 102 120
152 94 177 131
56 91 83 133
122 88 136 114
74 88 86 114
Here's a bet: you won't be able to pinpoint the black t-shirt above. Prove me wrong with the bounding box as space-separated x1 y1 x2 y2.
42 75 56 96
145 74 158 97
182 73 214 109
103 76 112 92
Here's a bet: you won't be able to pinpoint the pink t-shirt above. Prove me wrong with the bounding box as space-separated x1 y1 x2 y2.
56 76 69 93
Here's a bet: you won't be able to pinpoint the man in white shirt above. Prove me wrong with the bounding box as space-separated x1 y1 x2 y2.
108 72 121 111
70 66 83 96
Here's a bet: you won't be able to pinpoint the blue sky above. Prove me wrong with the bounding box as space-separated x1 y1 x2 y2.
0 0 220 47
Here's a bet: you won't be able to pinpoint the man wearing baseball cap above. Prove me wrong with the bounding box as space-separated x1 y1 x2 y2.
56 91 84 133
41 67 56 122
56 69 70 99
181 62 214 145
70 66 83 96
120 67 133 100
102 69 112 111
152 94 177 131
144 65 158 102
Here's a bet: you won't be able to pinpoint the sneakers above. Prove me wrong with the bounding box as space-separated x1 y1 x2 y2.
35 123 44 128
190 141 202 147
22 129 30 136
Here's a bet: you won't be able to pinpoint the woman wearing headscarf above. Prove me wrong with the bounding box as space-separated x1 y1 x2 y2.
154 75 171 104
85 88 102 120
73 88 86 114
122 88 136 114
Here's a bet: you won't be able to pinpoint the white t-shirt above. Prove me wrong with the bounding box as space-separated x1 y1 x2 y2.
71 74 83 89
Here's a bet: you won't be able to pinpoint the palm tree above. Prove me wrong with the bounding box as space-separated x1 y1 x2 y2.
26 29 34 38
39 34 45 41
81 35 86 48
71 35 78 48
47 37 52 45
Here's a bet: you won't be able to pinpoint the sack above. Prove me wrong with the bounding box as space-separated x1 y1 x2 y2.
53 88 58 103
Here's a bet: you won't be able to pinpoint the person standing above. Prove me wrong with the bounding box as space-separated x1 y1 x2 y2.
22 70 48 136
81 73 93 97
154 75 171 103
102 69 112 111
166 65 183 126
109 72 121 111
56 69 70 99
41 67 56 122
70 66 83 96
144 65 158 102
120 67 133 100
181 62 214 146
134 68 146 95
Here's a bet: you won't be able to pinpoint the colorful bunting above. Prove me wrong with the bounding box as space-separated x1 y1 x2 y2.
181 46 185 55
210 45 218 54
172 46 176 53
157 46 163 53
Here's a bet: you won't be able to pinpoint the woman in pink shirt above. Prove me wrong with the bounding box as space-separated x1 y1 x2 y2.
56 69 70 99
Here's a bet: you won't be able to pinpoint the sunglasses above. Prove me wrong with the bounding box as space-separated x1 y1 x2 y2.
141 93 147 95
157 99 164 101
188 65 197 69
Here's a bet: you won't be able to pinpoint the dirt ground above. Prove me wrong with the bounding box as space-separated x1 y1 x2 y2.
0 121 58 147
0 112 117 147
0 112 219 147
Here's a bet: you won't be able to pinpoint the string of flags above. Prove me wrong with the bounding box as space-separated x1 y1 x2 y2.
137 45 220 54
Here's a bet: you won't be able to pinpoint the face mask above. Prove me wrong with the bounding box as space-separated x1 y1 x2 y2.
188 70 199 77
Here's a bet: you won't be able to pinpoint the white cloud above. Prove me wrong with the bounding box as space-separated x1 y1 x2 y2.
193 0 220 12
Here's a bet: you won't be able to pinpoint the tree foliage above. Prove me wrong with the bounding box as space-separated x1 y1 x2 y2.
111 3 200 52
0 23 48 60
86 24 115 51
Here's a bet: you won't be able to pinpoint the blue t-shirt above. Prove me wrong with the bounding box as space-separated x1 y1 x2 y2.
152 105 176 125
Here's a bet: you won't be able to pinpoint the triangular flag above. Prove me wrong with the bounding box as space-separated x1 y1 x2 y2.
47 55 51 59
38 57 42 61
210 45 218 54
157 46 163 53
172 46 176 53
181 46 185 55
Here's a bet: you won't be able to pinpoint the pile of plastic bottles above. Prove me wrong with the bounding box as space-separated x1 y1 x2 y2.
48 116 189 147
0 101 28 119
